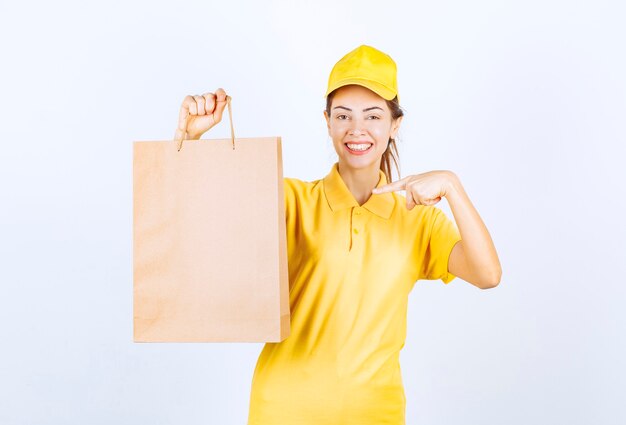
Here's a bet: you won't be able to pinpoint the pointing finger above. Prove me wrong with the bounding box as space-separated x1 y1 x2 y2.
372 178 406 194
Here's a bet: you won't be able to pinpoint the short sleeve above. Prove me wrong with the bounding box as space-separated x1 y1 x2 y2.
283 177 291 219
418 207 462 284
282 177 303 256
283 177 300 220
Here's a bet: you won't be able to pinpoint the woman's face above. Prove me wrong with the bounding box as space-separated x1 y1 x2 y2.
324 84 402 171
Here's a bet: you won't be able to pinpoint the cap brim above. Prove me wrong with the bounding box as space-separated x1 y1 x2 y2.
324 78 397 101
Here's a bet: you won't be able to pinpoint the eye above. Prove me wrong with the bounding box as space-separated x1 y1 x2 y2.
367 115 381 120
336 114 349 120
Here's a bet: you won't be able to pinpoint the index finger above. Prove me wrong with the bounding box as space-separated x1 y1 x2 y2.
372 178 406 194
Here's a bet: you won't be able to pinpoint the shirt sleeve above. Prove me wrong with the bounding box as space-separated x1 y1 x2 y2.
283 177 299 222
418 207 462 284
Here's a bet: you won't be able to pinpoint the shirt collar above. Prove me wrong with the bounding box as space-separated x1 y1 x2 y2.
323 162 395 220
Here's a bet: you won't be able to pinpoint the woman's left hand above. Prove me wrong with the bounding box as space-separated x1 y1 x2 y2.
372 170 456 210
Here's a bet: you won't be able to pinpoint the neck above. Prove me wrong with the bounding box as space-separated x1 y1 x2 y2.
337 160 382 206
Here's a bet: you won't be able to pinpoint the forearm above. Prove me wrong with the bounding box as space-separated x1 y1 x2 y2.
445 171 502 285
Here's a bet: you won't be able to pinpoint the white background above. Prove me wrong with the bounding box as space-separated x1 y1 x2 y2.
1 1 625 424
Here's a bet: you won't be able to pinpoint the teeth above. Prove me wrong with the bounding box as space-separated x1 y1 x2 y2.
347 143 372 151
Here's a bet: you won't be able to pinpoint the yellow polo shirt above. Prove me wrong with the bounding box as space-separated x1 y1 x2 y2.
247 162 462 425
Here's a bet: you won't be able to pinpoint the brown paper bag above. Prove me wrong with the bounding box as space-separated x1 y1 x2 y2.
133 98 290 342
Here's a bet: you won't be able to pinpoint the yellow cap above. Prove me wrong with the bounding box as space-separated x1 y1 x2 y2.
325 44 399 102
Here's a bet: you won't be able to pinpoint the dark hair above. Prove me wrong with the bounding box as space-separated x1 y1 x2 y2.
325 89 404 183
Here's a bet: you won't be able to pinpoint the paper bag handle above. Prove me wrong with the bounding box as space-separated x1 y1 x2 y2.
177 95 236 152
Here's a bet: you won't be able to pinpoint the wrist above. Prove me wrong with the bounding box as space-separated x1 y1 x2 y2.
443 171 461 197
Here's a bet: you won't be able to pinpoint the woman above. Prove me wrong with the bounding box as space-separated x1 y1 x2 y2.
176 45 501 425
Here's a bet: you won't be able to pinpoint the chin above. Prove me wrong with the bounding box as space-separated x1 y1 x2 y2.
333 142 384 169
338 155 382 171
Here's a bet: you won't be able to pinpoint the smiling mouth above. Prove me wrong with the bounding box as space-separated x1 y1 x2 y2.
345 143 373 152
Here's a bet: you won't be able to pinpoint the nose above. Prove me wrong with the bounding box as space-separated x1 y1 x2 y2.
348 127 365 136
347 115 370 136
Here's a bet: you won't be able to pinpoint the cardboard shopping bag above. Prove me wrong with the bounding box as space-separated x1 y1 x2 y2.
133 97 290 342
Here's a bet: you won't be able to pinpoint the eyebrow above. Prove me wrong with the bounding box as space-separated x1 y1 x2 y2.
332 106 384 112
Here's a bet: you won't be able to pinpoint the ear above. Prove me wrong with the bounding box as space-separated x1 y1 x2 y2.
323 110 331 133
390 115 403 139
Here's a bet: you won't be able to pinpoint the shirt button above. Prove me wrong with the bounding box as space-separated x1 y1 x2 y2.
353 228 359 234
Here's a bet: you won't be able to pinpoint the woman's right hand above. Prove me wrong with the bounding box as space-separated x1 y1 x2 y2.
174 88 229 141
